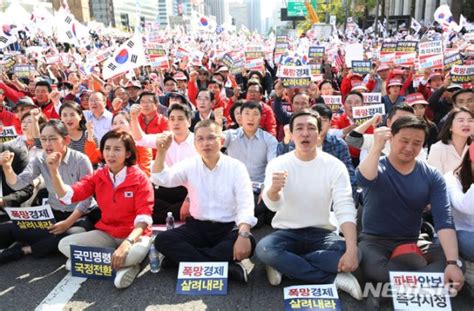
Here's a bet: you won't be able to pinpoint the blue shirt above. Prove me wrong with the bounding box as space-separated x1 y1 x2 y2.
356 157 454 238
224 128 278 183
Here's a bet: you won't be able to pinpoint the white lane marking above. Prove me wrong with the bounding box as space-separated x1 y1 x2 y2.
0 286 15 297
35 273 87 311
29 265 65 283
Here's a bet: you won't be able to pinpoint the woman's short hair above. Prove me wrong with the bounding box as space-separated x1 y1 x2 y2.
100 130 137 167
21 111 47 127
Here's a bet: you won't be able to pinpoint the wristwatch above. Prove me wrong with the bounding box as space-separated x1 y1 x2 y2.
125 238 135 245
238 231 252 239
446 259 463 269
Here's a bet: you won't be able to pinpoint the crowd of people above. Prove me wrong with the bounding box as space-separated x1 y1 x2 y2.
0 10 473 309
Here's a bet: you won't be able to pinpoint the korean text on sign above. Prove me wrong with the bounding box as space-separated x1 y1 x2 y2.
5 205 55 231
176 262 228 295
70 245 115 281
390 271 451 311
283 284 341 311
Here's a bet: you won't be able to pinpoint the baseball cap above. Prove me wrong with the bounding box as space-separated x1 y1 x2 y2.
388 78 403 88
406 92 428 105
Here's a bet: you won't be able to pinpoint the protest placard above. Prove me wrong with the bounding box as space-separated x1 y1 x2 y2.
450 65 474 83
308 46 325 60
396 41 418 53
390 271 451 310
277 65 312 88
13 64 36 78
352 60 372 75
353 104 385 125
176 262 228 295
381 42 397 54
394 52 417 67
322 95 343 113
221 53 234 68
419 54 444 70
283 284 341 311
363 93 382 104
5 205 55 230
71 245 115 281
0 126 18 143
344 43 364 68
443 51 463 71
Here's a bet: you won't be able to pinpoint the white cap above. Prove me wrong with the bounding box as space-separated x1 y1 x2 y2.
167 212 173 217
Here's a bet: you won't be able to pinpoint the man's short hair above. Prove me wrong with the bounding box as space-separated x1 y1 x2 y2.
452 88 473 104
35 80 52 92
390 115 429 144
168 103 192 120
194 119 222 135
208 79 223 89
139 91 158 104
312 104 332 120
345 91 364 103
388 103 414 120
247 81 263 94
289 109 322 133
240 101 262 115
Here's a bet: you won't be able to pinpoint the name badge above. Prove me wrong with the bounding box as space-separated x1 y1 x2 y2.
124 192 133 198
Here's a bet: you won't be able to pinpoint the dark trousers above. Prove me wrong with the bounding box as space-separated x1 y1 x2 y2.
154 217 256 263
254 191 275 228
359 233 446 283
0 210 94 258
152 186 187 224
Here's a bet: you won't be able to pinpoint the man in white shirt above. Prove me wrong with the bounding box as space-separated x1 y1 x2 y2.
151 119 257 282
256 110 362 300
83 91 112 142
131 103 197 223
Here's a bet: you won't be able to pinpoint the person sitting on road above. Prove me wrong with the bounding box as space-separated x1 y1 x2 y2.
0 120 93 264
49 130 154 289
151 119 257 282
357 115 465 308
256 110 362 300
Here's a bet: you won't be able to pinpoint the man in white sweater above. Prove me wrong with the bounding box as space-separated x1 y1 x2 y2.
256 109 362 300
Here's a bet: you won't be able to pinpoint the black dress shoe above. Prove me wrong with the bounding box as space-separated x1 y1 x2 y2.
0 243 23 264
228 262 248 283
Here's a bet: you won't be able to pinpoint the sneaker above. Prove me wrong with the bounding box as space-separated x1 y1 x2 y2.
265 265 282 286
114 265 140 289
228 262 248 283
65 259 71 271
334 272 363 301
0 243 23 264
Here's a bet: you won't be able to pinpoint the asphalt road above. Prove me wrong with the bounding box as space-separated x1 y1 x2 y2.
1 226 473 311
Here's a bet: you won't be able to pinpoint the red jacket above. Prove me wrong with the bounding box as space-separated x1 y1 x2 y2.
70 165 154 238
260 101 277 137
138 112 168 134
37 101 60 120
340 76 376 99
0 106 21 133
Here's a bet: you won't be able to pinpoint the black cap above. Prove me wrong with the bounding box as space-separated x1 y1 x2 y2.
452 88 473 103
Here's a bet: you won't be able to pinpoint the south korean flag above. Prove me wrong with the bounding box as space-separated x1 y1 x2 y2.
102 34 147 80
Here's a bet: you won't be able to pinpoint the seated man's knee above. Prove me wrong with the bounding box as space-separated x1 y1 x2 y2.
255 236 281 263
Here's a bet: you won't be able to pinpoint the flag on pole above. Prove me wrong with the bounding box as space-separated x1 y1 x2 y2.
434 5 461 32
411 18 422 33
102 34 147 80
0 25 18 49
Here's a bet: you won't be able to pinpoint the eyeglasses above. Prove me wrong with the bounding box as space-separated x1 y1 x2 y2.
195 135 219 144
40 136 60 143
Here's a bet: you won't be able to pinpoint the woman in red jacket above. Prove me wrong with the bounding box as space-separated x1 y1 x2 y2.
46 129 154 289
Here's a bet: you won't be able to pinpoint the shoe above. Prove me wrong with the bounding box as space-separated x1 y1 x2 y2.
334 272 363 301
65 259 71 271
228 262 248 283
265 265 282 286
0 243 23 264
114 265 140 289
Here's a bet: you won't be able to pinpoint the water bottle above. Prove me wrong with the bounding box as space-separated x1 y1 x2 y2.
148 237 160 273
166 212 175 230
